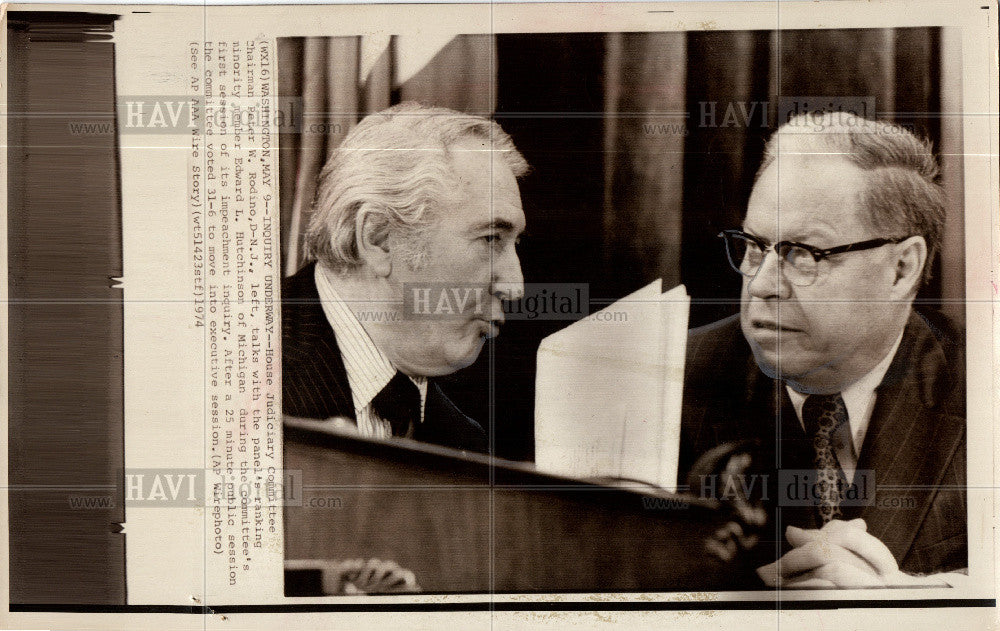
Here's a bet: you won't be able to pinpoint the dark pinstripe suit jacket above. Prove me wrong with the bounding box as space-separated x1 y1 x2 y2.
282 262 488 454
679 311 966 577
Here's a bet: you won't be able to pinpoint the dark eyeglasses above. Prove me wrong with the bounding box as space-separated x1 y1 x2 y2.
718 229 911 287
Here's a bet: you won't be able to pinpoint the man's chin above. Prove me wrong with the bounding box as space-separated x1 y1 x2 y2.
441 337 487 374
747 343 842 393
747 341 805 383
749 348 782 381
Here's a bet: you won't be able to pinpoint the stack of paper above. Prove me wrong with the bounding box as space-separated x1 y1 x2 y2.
534 280 690 492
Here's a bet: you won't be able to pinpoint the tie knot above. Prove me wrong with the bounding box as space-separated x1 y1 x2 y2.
802 393 848 438
371 372 421 438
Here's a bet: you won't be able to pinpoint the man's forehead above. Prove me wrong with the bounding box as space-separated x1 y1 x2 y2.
746 155 870 239
760 152 867 186
453 157 520 189
458 195 526 232
433 170 524 232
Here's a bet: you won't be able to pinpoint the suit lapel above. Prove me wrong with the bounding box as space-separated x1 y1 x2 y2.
284 263 489 451
305 313 355 420
850 312 964 564
762 370 824 533
281 263 355 420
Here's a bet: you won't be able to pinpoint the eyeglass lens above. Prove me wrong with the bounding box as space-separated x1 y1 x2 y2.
726 235 817 286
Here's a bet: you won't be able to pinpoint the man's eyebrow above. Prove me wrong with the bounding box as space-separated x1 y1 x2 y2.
472 219 520 233
742 225 830 245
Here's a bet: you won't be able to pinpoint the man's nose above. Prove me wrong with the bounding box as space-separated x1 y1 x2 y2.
492 246 524 302
746 249 792 300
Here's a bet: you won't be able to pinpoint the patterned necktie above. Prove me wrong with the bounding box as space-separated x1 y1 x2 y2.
801 393 849 524
371 372 421 438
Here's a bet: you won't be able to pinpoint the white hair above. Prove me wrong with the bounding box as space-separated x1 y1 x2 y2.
305 102 529 272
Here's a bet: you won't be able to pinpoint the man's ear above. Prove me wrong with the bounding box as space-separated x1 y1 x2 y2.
890 235 927 299
354 205 393 278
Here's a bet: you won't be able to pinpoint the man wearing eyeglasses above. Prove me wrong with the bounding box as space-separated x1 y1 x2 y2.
680 113 966 588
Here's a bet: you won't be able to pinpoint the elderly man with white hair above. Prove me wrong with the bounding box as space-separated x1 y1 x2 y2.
282 102 528 453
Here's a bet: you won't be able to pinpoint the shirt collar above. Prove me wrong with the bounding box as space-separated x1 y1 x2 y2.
314 263 397 412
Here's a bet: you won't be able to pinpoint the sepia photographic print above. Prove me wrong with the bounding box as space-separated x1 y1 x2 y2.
3 2 998 630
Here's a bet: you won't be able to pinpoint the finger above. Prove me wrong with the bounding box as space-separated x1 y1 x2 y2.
342 557 365 576
706 537 737 562
780 576 837 589
785 525 820 548
790 517 869 542
773 540 840 577
774 540 879 578
383 568 418 592
818 521 898 576
334 559 365 582
322 560 364 595
373 560 402 586
400 569 418 588
386 570 408 588
357 558 383 587
784 562 886 589
756 561 780 587
368 564 392 586
821 518 866 534
716 522 745 543
818 517 866 531
724 453 752 475
342 558 366 571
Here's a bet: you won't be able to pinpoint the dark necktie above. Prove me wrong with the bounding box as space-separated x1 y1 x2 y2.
801 393 849 524
371 372 421 438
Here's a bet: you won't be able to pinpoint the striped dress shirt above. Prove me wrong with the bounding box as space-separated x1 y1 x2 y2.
313 264 428 439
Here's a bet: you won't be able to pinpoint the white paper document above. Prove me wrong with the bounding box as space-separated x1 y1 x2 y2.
534 279 690 492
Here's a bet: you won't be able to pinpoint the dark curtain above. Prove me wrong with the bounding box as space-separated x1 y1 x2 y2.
278 35 496 275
